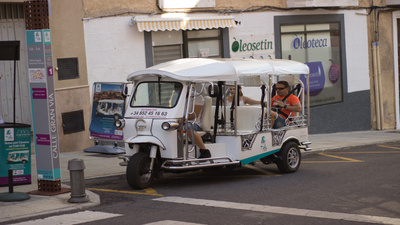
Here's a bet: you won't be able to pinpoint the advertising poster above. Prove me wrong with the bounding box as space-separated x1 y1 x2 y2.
300 61 325 96
89 83 126 140
0 125 31 186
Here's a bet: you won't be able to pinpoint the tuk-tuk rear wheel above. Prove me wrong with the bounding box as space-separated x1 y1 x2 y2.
126 152 154 189
276 141 301 173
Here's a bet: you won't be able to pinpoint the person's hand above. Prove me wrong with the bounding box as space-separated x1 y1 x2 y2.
272 99 279 107
277 100 285 108
273 99 285 108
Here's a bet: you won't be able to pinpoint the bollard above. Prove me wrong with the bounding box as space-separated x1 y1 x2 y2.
67 158 89 203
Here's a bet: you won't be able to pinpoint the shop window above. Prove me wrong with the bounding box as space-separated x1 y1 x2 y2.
184 29 222 58
275 15 345 107
147 28 227 66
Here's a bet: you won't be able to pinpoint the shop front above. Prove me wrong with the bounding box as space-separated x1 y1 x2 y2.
84 10 371 134
230 11 370 134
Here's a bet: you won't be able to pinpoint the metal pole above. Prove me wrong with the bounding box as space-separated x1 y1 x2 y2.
13 59 16 124
8 170 13 193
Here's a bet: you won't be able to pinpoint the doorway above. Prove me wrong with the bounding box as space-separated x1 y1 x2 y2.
0 3 31 125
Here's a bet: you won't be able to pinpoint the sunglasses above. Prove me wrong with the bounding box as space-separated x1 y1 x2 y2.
276 87 286 90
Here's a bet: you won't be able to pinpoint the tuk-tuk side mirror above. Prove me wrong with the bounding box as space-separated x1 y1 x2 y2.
208 84 219 97
121 85 128 99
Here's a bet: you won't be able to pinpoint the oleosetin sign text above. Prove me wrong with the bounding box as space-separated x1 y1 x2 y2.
231 37 273 52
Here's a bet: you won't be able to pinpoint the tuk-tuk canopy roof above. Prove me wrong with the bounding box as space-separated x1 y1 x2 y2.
127 58 309 82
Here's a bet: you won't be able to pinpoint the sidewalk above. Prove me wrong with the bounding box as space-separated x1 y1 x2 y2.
1 130 399 223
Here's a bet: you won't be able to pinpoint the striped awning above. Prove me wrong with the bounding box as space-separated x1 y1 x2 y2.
133 15 237 32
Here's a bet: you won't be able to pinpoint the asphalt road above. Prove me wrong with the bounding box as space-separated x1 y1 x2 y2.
10 143 400 225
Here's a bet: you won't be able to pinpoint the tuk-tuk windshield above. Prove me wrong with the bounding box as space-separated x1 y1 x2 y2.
131 81 183 108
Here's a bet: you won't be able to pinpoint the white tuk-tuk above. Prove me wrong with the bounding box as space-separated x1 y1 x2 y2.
96 99 124 117
115 58 312 189
7 150 29 164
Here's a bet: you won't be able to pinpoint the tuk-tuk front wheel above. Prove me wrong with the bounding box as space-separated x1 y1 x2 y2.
126 152 154 189
276 142 301 173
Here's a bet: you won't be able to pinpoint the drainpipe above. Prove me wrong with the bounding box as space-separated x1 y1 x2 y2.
371 5 384 130
376 42 384 130
372 42 382 130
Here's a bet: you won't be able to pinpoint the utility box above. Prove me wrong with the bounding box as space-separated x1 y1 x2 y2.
0 123 31 186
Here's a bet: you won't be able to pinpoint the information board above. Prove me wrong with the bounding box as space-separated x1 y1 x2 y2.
0 124 31 186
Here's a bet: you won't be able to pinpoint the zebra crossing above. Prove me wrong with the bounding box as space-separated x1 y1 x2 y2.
9 197 400 225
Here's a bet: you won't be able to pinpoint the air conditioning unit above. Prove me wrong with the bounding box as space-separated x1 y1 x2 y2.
386 0 400 5
287 0 358 8
158 0 215 9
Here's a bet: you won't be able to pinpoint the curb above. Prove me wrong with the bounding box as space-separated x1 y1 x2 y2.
302 140 400 155
0 190 100 223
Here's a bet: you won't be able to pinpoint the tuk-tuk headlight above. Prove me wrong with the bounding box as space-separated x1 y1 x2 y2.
114 119 125 129
161 121 180 131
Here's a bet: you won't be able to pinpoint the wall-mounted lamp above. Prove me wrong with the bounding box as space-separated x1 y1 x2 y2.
235 20 241 25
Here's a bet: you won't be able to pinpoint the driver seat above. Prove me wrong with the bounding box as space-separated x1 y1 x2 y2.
197 96 212 136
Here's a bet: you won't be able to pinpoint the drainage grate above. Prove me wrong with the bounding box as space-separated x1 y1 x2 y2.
57 57 79 80
37 179 61 192
62 110 85 134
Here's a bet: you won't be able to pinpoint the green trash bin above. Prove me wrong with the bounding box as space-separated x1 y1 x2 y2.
0 123 31 186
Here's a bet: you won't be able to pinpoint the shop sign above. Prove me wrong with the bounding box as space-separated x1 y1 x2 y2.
293 35 328 49
231 37 273 52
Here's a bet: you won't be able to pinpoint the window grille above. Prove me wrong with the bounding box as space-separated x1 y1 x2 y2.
57 57 79 80
62 110 85 134
0 3 24 21
153 45 182 65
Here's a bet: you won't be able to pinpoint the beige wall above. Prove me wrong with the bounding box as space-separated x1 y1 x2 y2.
367 4 397 130
55 87 92 152
82 0 285 18
49 0 92 152
376 11 396 129
50 0 88 89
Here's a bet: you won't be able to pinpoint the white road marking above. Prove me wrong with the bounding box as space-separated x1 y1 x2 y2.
144 220 206 225
10 210 122 225
154 197 400 225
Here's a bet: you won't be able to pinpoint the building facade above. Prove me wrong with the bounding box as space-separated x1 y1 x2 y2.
1 0 399 152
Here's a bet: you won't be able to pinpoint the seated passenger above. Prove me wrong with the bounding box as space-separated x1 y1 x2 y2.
272 81 302 128
226 85 261 106
226 85 278 128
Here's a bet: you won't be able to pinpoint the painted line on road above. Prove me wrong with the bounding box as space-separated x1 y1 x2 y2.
327 151 400 154
167 174 275 179
317 153 363 162
9 210 122 225
87 187 163 196
154 196 400 225
303 152 363 163
377 145 400 150
144 220 206 225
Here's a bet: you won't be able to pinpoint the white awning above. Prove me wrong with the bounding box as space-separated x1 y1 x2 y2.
133 15 237 32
